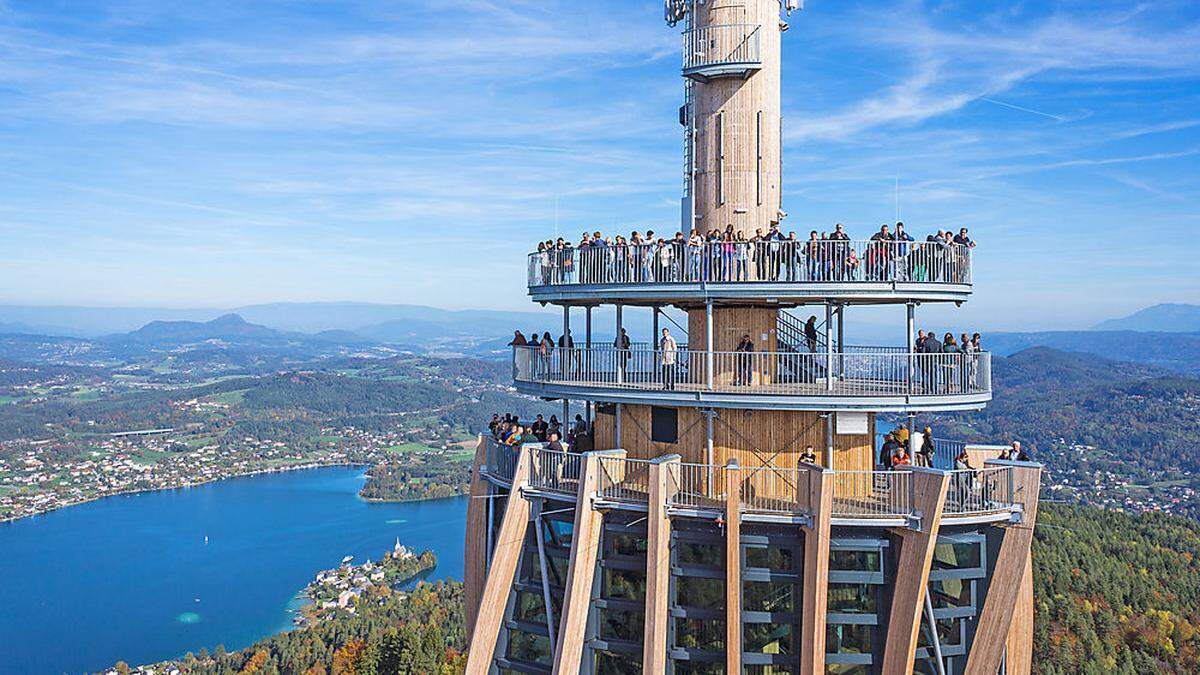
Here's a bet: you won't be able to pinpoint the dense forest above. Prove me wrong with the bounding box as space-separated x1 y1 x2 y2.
1033 504 1200 673
359 458 472 502
112 581 467 675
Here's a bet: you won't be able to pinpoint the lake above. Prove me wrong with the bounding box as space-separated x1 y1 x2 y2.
0 467 468 674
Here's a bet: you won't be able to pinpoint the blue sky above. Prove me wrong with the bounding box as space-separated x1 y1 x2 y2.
0 0 1198 330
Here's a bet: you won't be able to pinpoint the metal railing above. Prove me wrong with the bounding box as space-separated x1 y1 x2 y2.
529 447 581 495
484 437 519 482
493 447 1018 522
738 463 818 516
683 23 762 74
527 239 972 289
944 467 1013 515
830 470 914 519
597 455 653 503
512 345 991 399
671 462 727 510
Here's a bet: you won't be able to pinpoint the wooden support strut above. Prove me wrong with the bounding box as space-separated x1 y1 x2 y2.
552 450 626 675
465 447 534 675
964 462 1043 675
800 465 834 674
463 435 490 640
643 455 681 675
880 467 952 675
725 460 742 675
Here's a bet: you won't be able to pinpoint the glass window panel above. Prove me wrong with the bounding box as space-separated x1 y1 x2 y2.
745 621 794 654
610 533 647 557
746 545 796 571
547 555 569 587
675 616 726 651
829 549 881 572
677 576 725 608
603 568 645 600
929 579 972 609
746 666 798 675
675 662 726 675
599 608 645 643
827 583 877 614
932 541 982 571
595 650 642 674
825 666 870 675
677 540 724 567
506 630 552 665
513 591 547 625
547 519 574 546
917 618 964 649
825 623 873 655
744 579 795 614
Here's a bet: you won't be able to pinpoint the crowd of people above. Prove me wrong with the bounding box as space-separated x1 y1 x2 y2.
510 322 988 396
531 222 976 286
878 427 1033 471
488 412 594 454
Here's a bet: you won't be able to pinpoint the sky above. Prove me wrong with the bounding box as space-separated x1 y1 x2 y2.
1 0 1198 331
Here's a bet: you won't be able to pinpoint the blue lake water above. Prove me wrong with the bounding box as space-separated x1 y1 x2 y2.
0 467 468 674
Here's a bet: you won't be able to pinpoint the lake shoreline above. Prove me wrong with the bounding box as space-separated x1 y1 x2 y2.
0 461 371 525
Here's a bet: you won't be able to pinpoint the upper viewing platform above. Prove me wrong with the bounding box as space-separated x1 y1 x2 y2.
682 23 763 81
527 239 973 306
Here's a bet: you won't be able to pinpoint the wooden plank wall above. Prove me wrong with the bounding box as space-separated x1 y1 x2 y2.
463 435 489 641
594 404 873 471
691 1 783 235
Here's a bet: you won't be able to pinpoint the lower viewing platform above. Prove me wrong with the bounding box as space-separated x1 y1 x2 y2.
512 345 992 412
481 441 1027 528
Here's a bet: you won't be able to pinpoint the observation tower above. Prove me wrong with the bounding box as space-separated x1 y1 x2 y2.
464 2 1042 674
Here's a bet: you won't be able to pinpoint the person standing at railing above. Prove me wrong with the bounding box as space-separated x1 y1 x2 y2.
926 231 946 282
804 230 822 281
659 327 678 390
655 238 674 282
868 224 895 281
733 231 750 281
558 329 576 378
735 334 755 386
687 231 703 282
827 224 848 280
531 414 549 443
942 333 962 394
896 222 915 280
508 330 527 347
614 327 631 380
953 228 976 284
577 233 591 284
539 332 554 377
766 223 785 281
920 330 942 392
800 445 817 465
671 231 686 281
785 231 800 281
629 231 645 282
918 427 936 467
545 430 564 453
644 230 657 281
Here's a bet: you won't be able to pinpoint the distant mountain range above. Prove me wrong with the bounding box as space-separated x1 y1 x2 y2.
1093 303 1200 332
986 329 1200 376
1 302 1197 370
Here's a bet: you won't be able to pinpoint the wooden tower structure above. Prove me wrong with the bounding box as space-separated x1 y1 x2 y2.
464 2 1041 673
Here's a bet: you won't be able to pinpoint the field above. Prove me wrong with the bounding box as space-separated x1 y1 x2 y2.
386 442 438 454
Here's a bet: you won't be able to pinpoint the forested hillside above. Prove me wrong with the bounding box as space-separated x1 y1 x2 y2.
1033 504 1200 673
929 347 1200 516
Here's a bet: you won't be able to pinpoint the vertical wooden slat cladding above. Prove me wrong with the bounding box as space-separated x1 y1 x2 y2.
594 404 874 471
